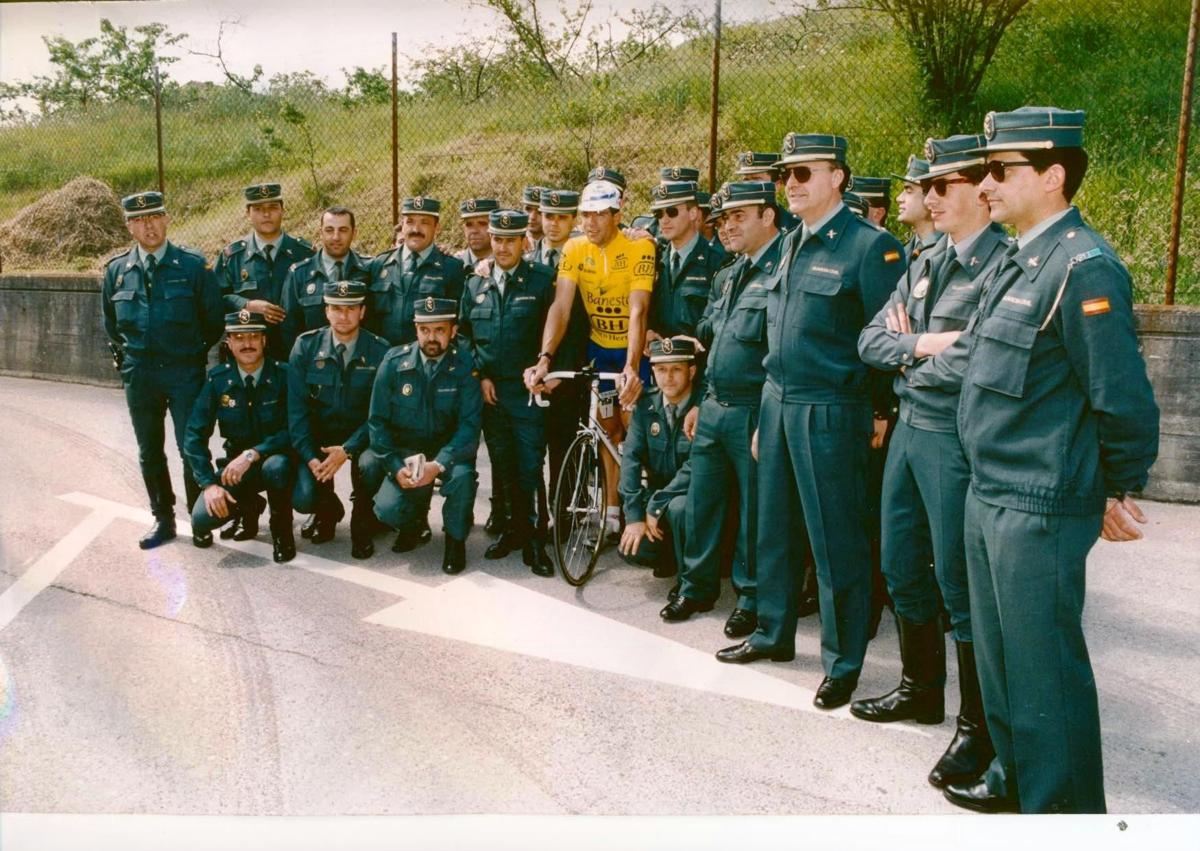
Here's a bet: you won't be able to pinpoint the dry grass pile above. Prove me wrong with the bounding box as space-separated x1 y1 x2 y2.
0 176 128 270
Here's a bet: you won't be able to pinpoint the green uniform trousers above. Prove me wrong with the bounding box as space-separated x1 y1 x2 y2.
623 494 687 572
124 361 205 519
680 398 757 610
369 455 478 542
190 454 294 534
881 419 971 642
752 395 872 680
482 377 547 534
965 488 1106 814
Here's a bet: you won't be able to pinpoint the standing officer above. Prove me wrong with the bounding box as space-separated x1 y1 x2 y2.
664 182 779 636
522 185 547 252
214 183 313 361
184 310 296 562
458 210 556 575
848 176 892 228
366 196 467 347
617 338 698 580
855 134 1009 791
648 180 723 341
943 107 1159 814
365 297 483 574
893 156 940 261
287 281 391 559
279 206 371 354
102 191 224 549
528 189 579 269
456 197 499 267
733 151 801 233
715 133 906 714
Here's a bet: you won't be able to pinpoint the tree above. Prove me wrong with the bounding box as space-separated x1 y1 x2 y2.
846 0 1032 126
341 66 391 107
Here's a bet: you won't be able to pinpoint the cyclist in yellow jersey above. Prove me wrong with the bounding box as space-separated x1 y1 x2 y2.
525 180 656 529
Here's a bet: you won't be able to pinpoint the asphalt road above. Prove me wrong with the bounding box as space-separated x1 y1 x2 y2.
0 375 1196 822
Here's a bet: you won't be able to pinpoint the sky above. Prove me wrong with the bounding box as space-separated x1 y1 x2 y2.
0 0 780 91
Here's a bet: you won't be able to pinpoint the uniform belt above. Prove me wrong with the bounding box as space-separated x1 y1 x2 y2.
707 387 761 407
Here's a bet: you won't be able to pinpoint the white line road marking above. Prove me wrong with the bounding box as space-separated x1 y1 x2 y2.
49 492 925 731
0 507 115 631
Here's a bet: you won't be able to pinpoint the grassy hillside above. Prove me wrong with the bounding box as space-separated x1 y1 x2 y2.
0 0 1193 302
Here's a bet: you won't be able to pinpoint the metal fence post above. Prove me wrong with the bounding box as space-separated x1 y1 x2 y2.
1166 0 1200 306
391 33 400 233
154 63 165 196
707 0 722 193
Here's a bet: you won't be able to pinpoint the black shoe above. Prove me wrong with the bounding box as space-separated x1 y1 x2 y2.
232 498 262 541
442 536 466 574
523 541 554 577
272 533 297 564
850 615 945 724
484 533 521 560
139 518 176 550
813 676 858 710
723 608 757 638
310 513 336 545
652 559 678 579
192 529 213 549
219 515 242 540
300 514 318 539
484 509 507 537
715 641 795 664
391 527 424 553
929 641 995 789
667 583 680 602
943 778 1019 814
797 592 819 618
418 517 433 544
351 538 375 560
660 596 715 622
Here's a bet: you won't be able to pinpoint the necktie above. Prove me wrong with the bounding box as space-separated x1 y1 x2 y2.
336 343 347 372
425 358 437 383
670 251 681 284
264 244 274 268
496 270 506 298
334 259 344 281
408 253 420 275
547 248 558 269
145 254 157 278
244 374 255 395
665 403 677 430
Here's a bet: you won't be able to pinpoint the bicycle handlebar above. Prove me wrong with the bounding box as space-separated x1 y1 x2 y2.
528 369 624 407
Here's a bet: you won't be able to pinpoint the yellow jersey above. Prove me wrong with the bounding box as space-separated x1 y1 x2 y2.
558 231 656 348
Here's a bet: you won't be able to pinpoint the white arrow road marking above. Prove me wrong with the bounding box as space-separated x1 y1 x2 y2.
52 492 925 731
0 506 116 631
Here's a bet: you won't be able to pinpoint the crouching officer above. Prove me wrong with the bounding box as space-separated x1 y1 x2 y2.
458 210 556 575
364 297 483 574
945 107 1159 815
102 191 224 549
665 182 780 635
288 281 391 559
184 311 296 562
617 338 698 581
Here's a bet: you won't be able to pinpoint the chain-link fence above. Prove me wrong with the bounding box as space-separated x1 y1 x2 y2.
0 0 1194 302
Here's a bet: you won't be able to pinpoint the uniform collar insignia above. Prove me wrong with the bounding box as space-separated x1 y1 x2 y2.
1027 256 1039 267
826 229 837 240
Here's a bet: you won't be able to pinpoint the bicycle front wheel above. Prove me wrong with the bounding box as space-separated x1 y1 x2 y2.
552 430 607 587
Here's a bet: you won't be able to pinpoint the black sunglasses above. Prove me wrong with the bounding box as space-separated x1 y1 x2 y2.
983 160 1036 183
919 176 974 196
781 163 835 184
653 206 683 220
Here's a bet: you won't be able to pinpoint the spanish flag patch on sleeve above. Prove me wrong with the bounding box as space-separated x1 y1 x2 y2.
883 250 901 263
1081 297 1111 317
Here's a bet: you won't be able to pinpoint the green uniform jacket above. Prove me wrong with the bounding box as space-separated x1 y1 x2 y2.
102 242 224 364
696 234 781 406
650 237 725 338
367 340 483 478
287 326 392 463
858 224 1008 432
214 232 313 310
458 259 556 381
365 247 467 346
763 204 906 411
957 207 1159 515
184 359 291 488
903 229 941 263
618 387 697 523
279 249 372 353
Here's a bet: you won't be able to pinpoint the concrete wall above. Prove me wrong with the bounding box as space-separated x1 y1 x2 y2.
1 275 1197 502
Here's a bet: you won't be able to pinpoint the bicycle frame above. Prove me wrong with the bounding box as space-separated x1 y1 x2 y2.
532 368 623 462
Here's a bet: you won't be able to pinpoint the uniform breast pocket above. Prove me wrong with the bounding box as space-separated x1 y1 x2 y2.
298 291 325 325
367 279 394 314
929 295 979 329
111 289 140 327
731 295 768 342
761 272 782 325
346 366 376 408
162 280 195 323
234 266 260 294
306 368 336 404
433 386 460 427
797 268 846 297
469 305 495 341
257 397 287 431
970 314 1039 398
418 276 445 295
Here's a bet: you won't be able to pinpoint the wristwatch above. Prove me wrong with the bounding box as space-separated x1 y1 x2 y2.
537 350 554 364
242 449 258 463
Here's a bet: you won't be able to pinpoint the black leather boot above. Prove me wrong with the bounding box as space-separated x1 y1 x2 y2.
232 492 264 541
349 496 375 560
140 516 177 549
850 614 945 724
442 535 467 574
929 640 996 788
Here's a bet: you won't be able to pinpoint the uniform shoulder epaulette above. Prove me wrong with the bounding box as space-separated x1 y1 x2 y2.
224 239 247 257
288 258 305 273
177 244 208 260
392 341 416 357
296 327 323 344
103 246 134 268
208 362 236 379
288 234 314 250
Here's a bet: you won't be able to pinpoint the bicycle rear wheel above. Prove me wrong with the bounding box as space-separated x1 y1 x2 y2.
552 430 607 587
